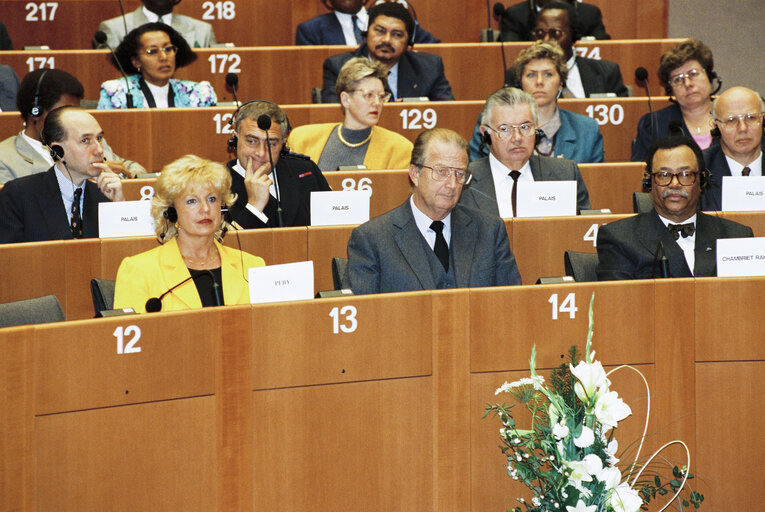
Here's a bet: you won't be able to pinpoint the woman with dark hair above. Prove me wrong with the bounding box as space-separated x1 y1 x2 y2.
632 39 719 161
97 22 216 109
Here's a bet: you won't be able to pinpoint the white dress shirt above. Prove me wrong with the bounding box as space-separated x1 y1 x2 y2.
410 195 452 249
488 153 533 218
657 212 697 274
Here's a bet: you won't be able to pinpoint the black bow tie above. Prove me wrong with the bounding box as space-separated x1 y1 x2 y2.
668 222 695 240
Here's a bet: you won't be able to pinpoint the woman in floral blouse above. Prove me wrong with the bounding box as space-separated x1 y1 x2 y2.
97 22 216 109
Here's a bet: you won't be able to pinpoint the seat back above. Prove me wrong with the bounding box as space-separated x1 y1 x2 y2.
0 295 66 328
633 192 654 213
90 278 116 316
563 251 599 282
331 257 349 290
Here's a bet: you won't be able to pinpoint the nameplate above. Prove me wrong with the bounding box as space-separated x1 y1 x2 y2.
98 200 155 238
515 181 577 217
310 191 370 226
722 176 765 211
717 237 765 277
249 260 315 304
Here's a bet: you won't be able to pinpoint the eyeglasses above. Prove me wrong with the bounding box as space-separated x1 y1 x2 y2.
484 123 536 140
532 28 565 40
350 90 392 103
714 112 764 130
668 68 705 87
143 45 178 57
650 170 699 186
417 164 473 185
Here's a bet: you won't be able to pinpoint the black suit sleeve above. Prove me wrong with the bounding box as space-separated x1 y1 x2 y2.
578 4 610 40
595 222 637 281
321 56 342 103
604 61 629 97
429 57 455 101
0 179 26 243
499 4 532 41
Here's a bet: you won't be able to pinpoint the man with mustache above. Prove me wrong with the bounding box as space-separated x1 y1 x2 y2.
321 2 454 103
596 135 752 280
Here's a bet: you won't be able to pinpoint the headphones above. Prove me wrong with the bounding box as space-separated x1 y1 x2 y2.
226 99 291 155
30 69 49 118
163 205 178 223
49 144 65 161
642 168 711 191
481 127 545 147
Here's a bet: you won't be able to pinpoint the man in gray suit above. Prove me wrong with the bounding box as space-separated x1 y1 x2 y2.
346 128 522 295
461 87 590 216
596 135 753 280
96 0 216 49
0 69 145 184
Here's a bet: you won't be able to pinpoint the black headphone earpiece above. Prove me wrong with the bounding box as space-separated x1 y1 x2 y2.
642 172 652 191
642 169 711 192
710 126 721 138
227 99 291 156
30 69 49 118
481 130 492 147
49 144 64 161
535 128 545 146
163 206 178 223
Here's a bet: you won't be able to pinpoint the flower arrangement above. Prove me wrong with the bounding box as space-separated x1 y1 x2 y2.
485 296 703 512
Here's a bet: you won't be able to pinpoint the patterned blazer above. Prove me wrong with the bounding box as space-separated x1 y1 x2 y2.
97 75 217 109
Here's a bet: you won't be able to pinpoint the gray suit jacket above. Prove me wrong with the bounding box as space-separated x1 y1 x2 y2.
461 155 591 215
0 133 146 184
346 200 521 294
596 210 753 280
0 65 19 112
98 7 216 48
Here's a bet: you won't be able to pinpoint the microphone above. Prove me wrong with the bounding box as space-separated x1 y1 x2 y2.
117 0 129 39
635 66 654 145
145 271 222 312
95 30 134 109
668 119 685 136
225 72 240 108
257 114 284 227
481 1 503 41
650 241 670 279
496 3 509 85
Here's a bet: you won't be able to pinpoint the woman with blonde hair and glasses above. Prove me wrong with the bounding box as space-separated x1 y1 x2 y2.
289 57 412 171
114 155 264 313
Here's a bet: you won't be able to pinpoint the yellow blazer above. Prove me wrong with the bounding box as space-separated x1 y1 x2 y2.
113 237 265 314
288 123 413 171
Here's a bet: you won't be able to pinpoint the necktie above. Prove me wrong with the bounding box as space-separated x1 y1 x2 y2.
668 222 695 240
509 170 521 217
430 220 449 272
742 166 751 176
71 187 83 239
351 15 363 44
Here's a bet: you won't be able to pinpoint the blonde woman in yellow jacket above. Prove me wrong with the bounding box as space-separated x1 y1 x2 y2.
289 57 413 171
114 155 264 313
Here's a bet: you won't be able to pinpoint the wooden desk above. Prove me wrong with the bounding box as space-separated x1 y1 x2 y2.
1 0 667 50
1 41 681 105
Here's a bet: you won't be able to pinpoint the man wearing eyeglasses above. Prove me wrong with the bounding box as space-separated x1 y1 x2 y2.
321 2 454 103
504 2 627 98
345 128 521 294
702 86 765 211
461 87 591 216
596 135 752 280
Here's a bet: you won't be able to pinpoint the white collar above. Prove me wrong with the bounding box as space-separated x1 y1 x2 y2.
142 6 172 25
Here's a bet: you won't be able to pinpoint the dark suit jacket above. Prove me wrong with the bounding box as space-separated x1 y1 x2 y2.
461 155 591 214
632 103 720 162
505 56 628 98
499 1 610 41
596 210 753 280
0 167 109 243
321 44 455 103
346 200 522 294
296 13 439 45
0 65 19 111
701 141 765 211
0 22 12 51
226 154 331 229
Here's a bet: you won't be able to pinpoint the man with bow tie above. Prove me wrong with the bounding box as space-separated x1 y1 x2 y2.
596 135 753 280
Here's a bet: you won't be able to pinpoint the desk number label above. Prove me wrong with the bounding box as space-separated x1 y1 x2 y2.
583 223 599 247
341 177 372 193
549 293 577 320
574 47 600 60
114 325 142 354
213 113 234 134
400 108 437 130
202 1 235 20
585 104 624 126
330 305 357 334
139 186 155 201
208 54 241 73
26 57 54 71
26 2 58 21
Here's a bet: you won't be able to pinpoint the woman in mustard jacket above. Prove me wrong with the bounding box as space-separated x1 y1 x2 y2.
114 155 264 313
288 57 413 171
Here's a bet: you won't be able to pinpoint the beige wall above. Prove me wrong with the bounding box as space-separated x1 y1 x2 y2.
668 0 764 95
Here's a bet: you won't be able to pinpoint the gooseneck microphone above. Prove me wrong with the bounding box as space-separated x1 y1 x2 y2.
651 241 670 279
495 3 509 84
635 67 654 145
94 30 134 109
145 271 222 312
117 0 129 38
225 72 240 108
257 114 284 227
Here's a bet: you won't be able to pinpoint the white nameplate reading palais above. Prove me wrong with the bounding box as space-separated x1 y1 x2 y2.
310 190 370 226
249 260 315 304
515 181 577 217
721 176 765 211
717 237 765 277
98 200 155 238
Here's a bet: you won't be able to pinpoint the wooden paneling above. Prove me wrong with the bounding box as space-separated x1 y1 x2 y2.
1 0 668 50
307 224 355 292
